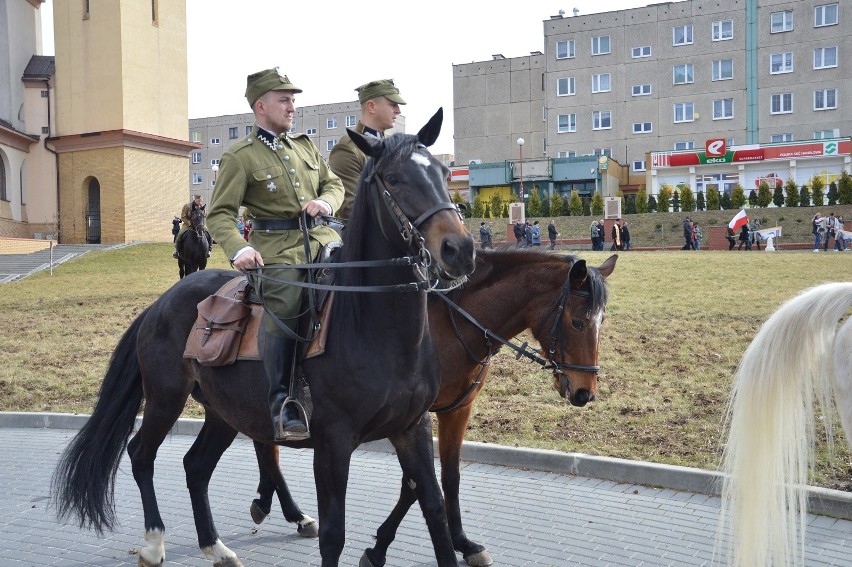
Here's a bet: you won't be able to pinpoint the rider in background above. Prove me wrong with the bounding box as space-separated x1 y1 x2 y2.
173 194 212 258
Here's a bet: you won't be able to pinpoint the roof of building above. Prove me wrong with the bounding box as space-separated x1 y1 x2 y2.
22 55 55 81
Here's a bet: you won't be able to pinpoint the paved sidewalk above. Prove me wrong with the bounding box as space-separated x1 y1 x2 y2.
2 423 851 566
0 243 130 283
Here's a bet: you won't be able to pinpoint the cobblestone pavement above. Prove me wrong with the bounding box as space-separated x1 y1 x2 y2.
2 427 851 566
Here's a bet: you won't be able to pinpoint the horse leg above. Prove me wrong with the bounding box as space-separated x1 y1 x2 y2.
366 414 456 567
251 441 318 537
361 478 418 567
313 435 355 567
128 402 189 566
183 411 244 567
437 406 492 566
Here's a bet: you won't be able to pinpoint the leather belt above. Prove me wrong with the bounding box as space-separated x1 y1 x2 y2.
252 217 317 231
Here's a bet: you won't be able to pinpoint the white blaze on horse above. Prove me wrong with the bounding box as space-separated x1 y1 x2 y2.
720 282 852 567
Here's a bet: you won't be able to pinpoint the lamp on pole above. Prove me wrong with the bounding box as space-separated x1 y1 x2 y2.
516 137 525 201
211 163 219 186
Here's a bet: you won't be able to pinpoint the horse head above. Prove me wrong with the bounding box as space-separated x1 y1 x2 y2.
345 108 475 282
540 254 617 407
189 206 206 237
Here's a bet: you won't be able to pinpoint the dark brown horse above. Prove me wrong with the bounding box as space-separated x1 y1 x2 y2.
50 109 476 567
176 206 209 279
250 249 617 566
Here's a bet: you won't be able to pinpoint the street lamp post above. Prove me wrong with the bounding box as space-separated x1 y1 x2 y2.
516 137 525 202
211 163 219 186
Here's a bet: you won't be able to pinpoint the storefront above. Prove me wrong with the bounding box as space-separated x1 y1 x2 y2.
648 138 852 197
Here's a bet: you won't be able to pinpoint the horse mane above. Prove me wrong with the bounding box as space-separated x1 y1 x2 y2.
333 132 418 328
468 249 608 314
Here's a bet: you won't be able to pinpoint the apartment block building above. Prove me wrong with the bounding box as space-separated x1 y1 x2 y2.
188 103 405 204
452 0 850 199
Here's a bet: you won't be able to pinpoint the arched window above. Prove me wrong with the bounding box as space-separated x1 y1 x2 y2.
86 178 101 244
0 156 7 202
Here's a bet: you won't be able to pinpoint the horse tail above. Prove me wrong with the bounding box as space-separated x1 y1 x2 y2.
50 307 149 534
720 282 852 567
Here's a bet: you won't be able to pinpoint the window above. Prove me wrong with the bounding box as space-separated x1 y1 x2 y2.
814 129 838 139
556 40 575 59
632 122 652 133
228 127 238 139
814 88 837 110
673 25 693 45
591 35 610 55
632 84 652 96
631 46 651 58
593 111 612 130
674 141 695 151
327 140 336 151
713 98 734 119
770 93 793 114
713 20 733 41
633 160 646 172
210 137 220 145
771 10 793 32
557 114 576 133
192 173 202 185
345 115 357 127
245 125 252 135
557 77 575 96
592 73 611 93
770 52 793 74
210 159 220 166
673 64 694 84
770 133 793 143
326 117 337 129
0 158 5 201
594 148 612 158
558 150 576 158
814 4 838 27
151 0 158 24
192 152 201 164
305 128 317 136
289 125 296 133
712 59 733 81
814 47 838 69
674 102 695 122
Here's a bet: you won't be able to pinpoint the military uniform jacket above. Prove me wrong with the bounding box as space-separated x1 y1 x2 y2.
328 121 370 220
208 126 344 266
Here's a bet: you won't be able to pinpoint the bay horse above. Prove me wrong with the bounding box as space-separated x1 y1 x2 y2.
177 206 209 279
50 108 476 567
720 282 852 567
250 249 618 566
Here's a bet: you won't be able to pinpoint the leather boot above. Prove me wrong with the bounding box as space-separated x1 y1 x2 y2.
261 331 308 441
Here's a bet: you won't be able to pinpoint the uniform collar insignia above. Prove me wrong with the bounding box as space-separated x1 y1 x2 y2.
362 126 383 140
256 127 280 151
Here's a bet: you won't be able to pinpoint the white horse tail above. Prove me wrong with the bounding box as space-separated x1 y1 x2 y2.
720 282 852 567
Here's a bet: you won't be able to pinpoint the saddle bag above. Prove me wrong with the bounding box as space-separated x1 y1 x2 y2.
188 280 254 366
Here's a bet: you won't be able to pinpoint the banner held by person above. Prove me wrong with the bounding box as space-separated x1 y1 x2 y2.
728 208 749 231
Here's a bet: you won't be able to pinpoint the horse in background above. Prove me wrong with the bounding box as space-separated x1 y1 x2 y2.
720 282 852 567
176 206 208 279
250 250 618 566
50 108 476 567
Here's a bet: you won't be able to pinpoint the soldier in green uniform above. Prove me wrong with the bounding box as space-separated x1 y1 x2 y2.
207 68 344 441
328 79 406 220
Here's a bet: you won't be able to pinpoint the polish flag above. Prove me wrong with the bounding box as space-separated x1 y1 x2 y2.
728 208 749 230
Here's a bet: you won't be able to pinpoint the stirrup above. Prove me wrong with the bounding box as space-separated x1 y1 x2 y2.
274 398 309 441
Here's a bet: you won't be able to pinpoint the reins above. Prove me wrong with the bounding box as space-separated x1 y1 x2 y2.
430 275 601 414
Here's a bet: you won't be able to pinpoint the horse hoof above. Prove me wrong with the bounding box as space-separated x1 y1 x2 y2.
297 517 319 538
213 558 244 567
464 549 493 566
359 550 380 567
250 500 268 525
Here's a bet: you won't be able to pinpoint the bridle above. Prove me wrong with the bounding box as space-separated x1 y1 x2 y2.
432 272 601 412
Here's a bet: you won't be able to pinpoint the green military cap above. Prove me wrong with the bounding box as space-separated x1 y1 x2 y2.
245 68 302 106
356 79 406 105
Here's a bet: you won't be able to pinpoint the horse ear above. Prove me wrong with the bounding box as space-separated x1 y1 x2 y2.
416 108 443 148
568 258 588 289
347 128 383 158
596 254 618 278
